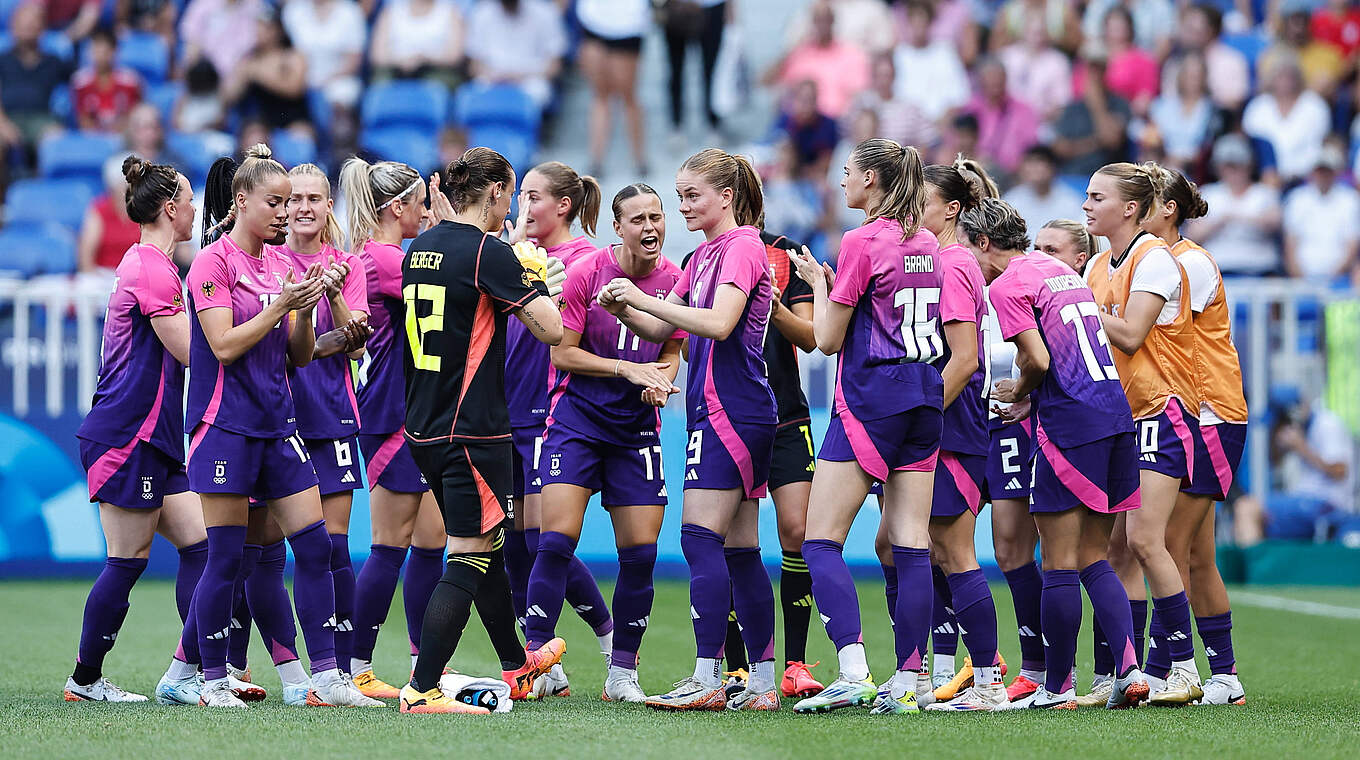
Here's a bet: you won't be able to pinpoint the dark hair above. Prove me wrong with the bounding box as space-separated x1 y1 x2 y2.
1023 144 1058 165
529 161 601 237
1190 4 1222 36
679 148 765 228
959 198 1032 252
851 138 926 239
89 25 116 47
202 143 287 245
122 154 180 225
924 156 998 214
951 112 979 134
441 147 513 213
611 183 661 220
1158 167 1209 226
185 58 219 95
904 0 934 23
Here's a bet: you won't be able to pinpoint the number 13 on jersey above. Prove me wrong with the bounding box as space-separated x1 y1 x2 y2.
404 283 446 372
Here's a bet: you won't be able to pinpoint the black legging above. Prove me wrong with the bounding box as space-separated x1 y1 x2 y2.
664 2 726 129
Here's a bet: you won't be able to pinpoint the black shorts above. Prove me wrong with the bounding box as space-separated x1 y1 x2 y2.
582 26 644 53
409 442 514 538
768 422 816 490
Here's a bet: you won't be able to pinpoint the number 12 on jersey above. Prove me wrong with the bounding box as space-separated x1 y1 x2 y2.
404 283 446 372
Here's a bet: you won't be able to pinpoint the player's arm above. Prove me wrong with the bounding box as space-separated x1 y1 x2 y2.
550 329 676 393
787 245 852 354
515 295 563 346
198 272 325 366
150 313 191 366
994 329 1049 402
773 299 817 352
1099 291 1164 355
604 280 750 341
287 308 317 367
939 320 980 408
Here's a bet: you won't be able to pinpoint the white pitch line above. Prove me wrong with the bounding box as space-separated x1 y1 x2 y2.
1232 591 1360 620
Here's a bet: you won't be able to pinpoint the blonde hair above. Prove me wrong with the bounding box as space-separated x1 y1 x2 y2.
852 138 927 239
1042 218 1098 271
679 148 764 228
289 163 344 247
1095 161 1166 224
339 157 421 252
528 161 602 237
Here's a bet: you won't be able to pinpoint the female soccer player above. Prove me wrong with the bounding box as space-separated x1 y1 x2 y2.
599 148 779 712
911 158 1007 711
1140 168 1247 706
502 161 613 697
967 198 1149 710
165 145 369 708
786 139 943 717
1083 163 1203 705
277 162 373 691
523 183 683 703
342 157 448 699
67 156 205 703
397 147 566 715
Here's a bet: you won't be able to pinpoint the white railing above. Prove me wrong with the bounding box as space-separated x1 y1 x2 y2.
1 273 1354 502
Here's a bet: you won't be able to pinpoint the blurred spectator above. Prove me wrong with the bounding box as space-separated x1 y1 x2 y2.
661 0 727 134
174 59 225 134
1243 55 1331 183
1051 58 1132 177
435 125 469 174
784 0 896 54
1081 0 1176 59
961 57 1039 176
997 16 1072 122
179 0 262 84
1081 5 1160 115
932 112 978 166
0 4 72 156
72 27 142 133
847 53 938 150
892 1 968 120
282 0 366 114
1282 143 1360 283
1309 0 1360 59
236 117 270 157
118 0 177 42
1260 4 1346 99
989 0 1083 54
1188 134 1283 276
77 153 141 272
465 0 567 109
220 11 310 133
761 140 823 251
1146 52 1217 169
1004 145 1084 231
766 1 869 120
41 0 99 40
370 0 464 85
125 102 192 168
1162 4 1250 111
576 0 650 176
774 79 839 178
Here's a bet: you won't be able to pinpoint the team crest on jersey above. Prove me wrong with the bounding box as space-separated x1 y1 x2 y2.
172 293 183 307
548 453 562 477
200 281 216 299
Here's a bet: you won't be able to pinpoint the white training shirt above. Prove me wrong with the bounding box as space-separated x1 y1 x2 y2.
983 285 1020 421
1123 245 1182 325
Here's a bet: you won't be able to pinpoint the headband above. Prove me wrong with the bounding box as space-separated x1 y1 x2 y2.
377 178 421 211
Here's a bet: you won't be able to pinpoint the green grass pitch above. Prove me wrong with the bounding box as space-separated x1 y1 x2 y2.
3 578 1358 759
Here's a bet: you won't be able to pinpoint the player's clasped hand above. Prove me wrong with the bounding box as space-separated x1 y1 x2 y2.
601 278 642 308
991 393 1031 424
620 360 680 397
992 378 1019 405
788 245 834 288
280 268 327 312
319 256 350 299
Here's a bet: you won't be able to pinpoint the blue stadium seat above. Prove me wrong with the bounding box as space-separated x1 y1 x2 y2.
0 224 77 277
143 80 182 122
115 30 168 84
164 131 220 186
48 85 74 127
454 82 540 133
271 129 318 168
468 124 536 176
360 127 438 174
1057 174 1088 199
361 80 450 133
37 133 122 190
39 30 73 59
1222 32 1269 71
4 178 94 232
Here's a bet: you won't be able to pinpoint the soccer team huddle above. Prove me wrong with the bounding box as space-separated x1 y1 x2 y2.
63 132 1249 716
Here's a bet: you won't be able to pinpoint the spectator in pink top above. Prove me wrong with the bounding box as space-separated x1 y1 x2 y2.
1162 5 1249 111
179 0 262 81
1076 5 1159 116
998 14 1073 121
961 57 1039 176
765 1 868 120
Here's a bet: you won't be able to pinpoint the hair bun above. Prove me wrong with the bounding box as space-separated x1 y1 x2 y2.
243 143 273 161
122 155 151 185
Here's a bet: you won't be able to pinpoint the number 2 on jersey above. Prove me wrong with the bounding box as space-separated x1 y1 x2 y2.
1059 301 1119 382
404 283 446 372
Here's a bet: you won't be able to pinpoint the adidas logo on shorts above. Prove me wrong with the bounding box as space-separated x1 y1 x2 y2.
686 469 699 481
340 470 356 484
1005 477 1023 491
1140 453 1158 463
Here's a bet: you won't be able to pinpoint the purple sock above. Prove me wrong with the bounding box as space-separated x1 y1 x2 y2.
680 524 730 658
502 528 531 627
227 544 261 669
1081 561 1139 677
352 543 405 662
175 540 208 625
176 589 201 666
565 554 614 637
1091 614 1114 677
404 546 444 655
611 544 656 668
1196 612 1235 675
931 564 959 659
1040 569 1081 694
1002 561 1045 671
1154 591 1194 664
195 525 247 680
803 539 862 650
524 530 575 649
948 568 999 668
329 533 355 672
880 563 897 623
246 540 299 665
1131 598 1148 668
287 520 337 674
75 557 147 678
1145 608 1171 679
725 547 775 663
891 546 931 672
